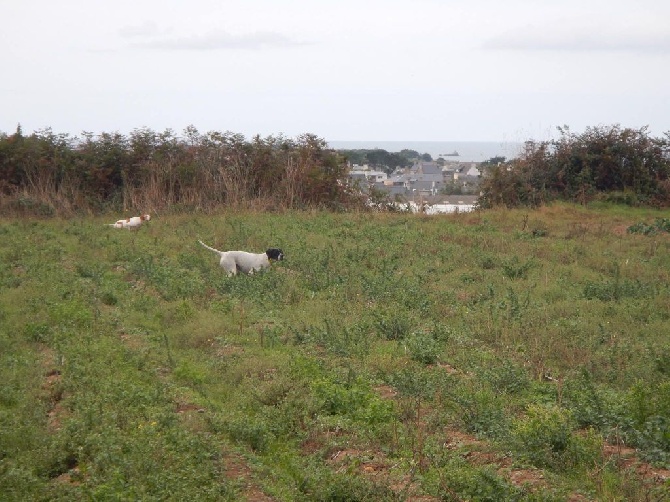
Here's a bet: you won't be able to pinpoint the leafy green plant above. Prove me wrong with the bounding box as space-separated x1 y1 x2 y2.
501 256 534 280
429 458 529 502
225 415 273 453
561 371 613 429
628 218 670 235
583 278 654 301
449 387 509 438
636 416 670 467
510 404 602 471
302 470 400 501
373 308 412 341
313 378 371 417
478 360 530 395
22 322 52 343
624 381 670 467
404 331 440 365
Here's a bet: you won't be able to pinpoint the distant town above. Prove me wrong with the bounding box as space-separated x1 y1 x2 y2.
347 157 487 213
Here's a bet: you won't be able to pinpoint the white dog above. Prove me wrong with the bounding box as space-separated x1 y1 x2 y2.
109 214 151 229
198 240 283 276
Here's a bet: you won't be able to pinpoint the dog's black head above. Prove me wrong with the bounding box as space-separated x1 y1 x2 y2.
266 248 284 261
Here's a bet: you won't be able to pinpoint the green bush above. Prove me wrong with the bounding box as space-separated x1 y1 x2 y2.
479 361 530 395
583 279 654 301
225 416 273 453
636 416 670 467
479 125 670 208
22 322 52 343
304 471 399 501
427 458 529 502
501 256 533 280
373 308 412 341
510 404 602 471
562 372 615 429
451 387 509 438
313 378 370 417
404 331 440 365
625 381 670 466
628 218 670 235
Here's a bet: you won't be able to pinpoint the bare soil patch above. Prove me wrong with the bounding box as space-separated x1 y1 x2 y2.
221 450 276 501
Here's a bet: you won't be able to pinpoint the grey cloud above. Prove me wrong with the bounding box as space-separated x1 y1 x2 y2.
127 30 308 51
118 21 164 38
482 23 670 53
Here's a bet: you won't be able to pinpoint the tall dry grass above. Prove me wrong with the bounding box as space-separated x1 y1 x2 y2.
0 128 355 216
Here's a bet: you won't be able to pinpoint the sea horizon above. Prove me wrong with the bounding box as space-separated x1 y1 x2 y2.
327 140 523 163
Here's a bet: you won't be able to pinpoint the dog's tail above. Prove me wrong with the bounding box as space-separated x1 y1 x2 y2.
198 240 224 256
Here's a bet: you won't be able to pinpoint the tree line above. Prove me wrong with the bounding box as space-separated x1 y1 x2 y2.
0 125 359 216
2 123 669 216
479 125 670 208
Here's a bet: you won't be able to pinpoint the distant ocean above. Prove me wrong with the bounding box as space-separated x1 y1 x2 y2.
327 141 523 163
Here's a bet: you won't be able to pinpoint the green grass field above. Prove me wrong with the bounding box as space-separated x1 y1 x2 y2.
1 204 669 501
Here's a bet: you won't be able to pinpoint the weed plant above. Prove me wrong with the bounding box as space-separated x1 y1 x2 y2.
1 204 670 500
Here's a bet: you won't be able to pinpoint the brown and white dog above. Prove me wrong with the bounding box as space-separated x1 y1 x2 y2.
198 240 283 276
109 214 151 229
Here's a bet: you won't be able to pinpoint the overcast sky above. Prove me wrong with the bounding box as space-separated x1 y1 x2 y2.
2 0 669 142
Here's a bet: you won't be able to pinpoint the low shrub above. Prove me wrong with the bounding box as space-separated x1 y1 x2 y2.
373 308 412 341
313 378 370 417
583 279 654 301
627 218 670 235
625 381 670 467
509 404 602 472
303 471 400 501
404 331 440 365
501 256 534 280
427 458 529 502
450 387 509 439
478 360 530 395
225 415 273 453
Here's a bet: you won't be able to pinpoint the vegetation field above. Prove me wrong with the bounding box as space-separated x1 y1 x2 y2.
1 204 670 501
